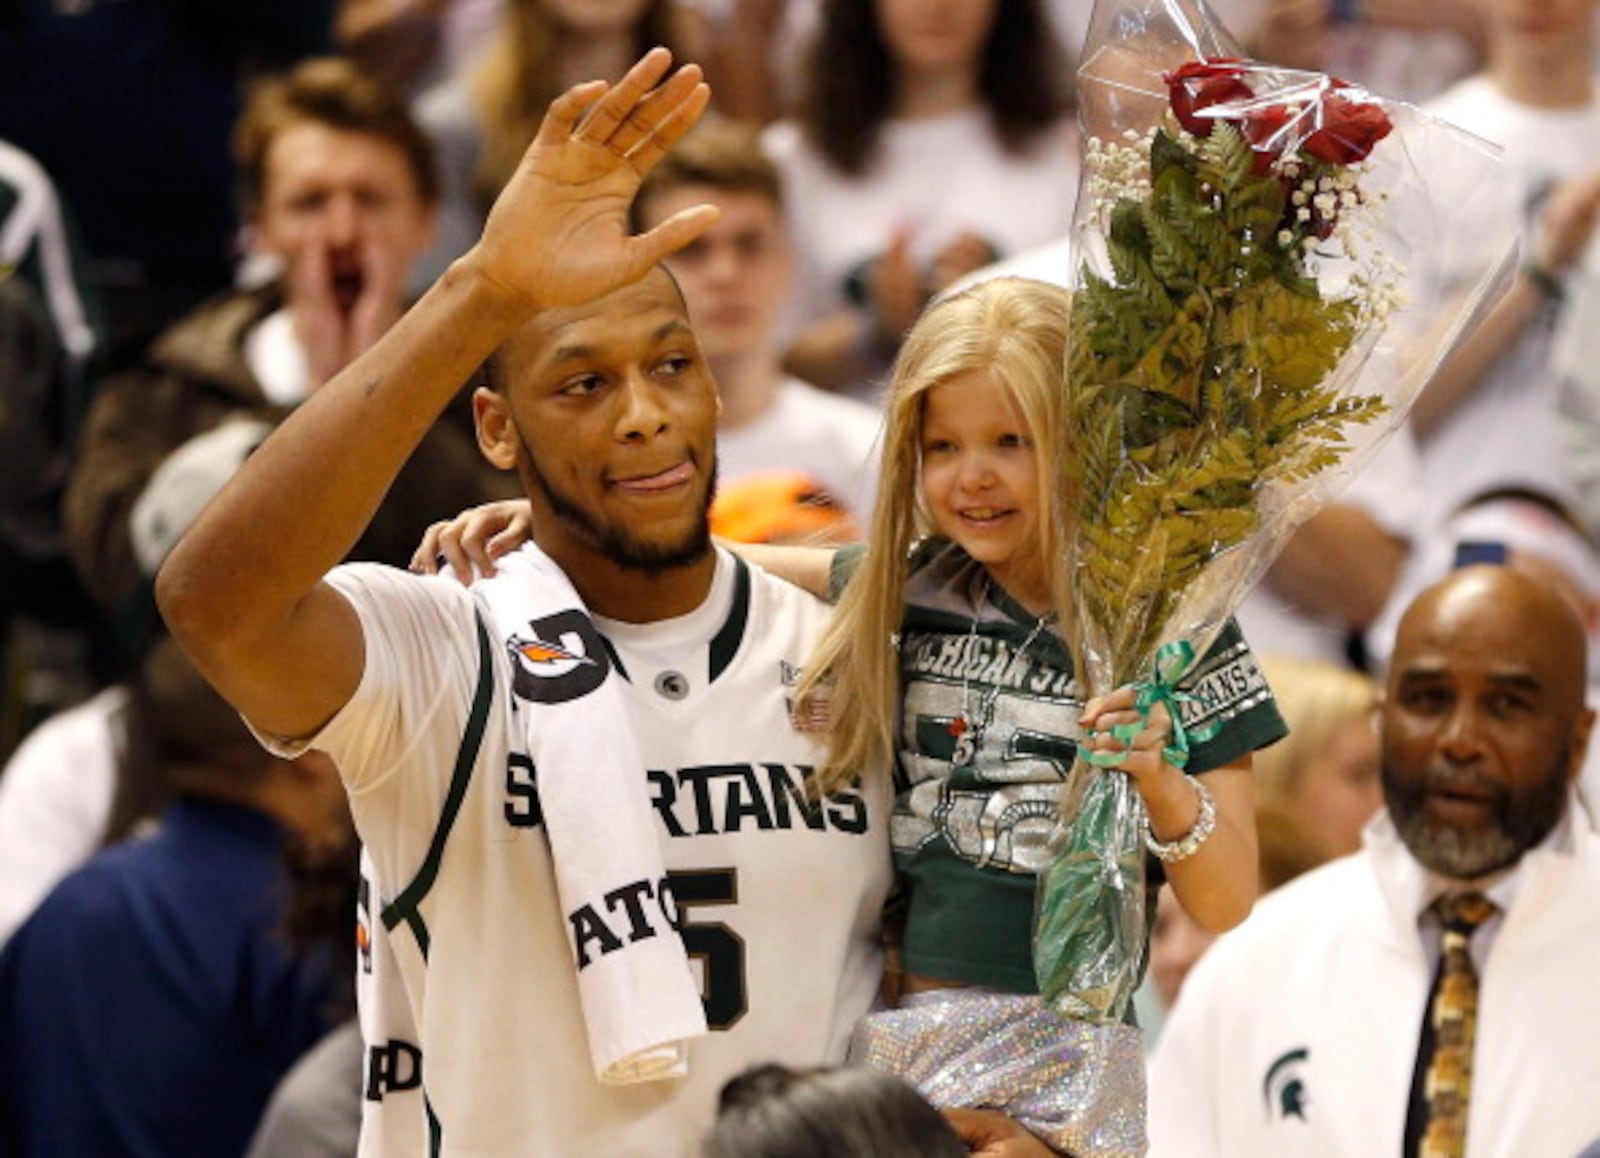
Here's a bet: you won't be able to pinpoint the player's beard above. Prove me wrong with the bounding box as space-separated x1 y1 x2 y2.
518 427 717 576
1382 747 1571 879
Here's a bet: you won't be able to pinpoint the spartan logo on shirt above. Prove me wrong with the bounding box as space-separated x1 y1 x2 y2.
506 609 609 704
1262 1047 1311 1124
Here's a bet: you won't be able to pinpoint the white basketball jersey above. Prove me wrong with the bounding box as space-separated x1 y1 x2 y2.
312 552 890 1157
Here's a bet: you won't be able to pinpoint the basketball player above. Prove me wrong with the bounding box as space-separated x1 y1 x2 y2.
155 49 1010 1157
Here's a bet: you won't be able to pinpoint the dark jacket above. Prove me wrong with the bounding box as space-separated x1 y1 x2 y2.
64 283 515 642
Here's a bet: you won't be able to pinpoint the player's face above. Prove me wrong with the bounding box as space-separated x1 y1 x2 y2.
641 185 793 368
254 121 437 312
918 370 1047 606
493 270 720 574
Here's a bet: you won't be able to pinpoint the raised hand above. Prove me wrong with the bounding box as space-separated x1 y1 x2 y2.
464 48 718 312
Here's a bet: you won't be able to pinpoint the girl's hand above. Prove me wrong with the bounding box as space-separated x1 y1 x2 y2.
1078 685 1176 782
410 499 535 582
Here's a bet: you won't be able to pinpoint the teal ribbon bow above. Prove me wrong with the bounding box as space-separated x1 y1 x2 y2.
1084 640 1221 770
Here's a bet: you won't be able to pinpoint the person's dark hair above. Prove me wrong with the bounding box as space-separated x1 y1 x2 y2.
799 0 1070 176
105 633 270 845
233 56 441 210
630 119 783 233
704 1063 967 1157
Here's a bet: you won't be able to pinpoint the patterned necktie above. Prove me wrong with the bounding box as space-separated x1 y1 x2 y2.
1404 891 1498 1158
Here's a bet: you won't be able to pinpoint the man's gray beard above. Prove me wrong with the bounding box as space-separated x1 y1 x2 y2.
1389 810 1523 880
1383 745 1570 879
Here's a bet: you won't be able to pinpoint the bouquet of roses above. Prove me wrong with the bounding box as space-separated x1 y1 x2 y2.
1034 0 1519 1022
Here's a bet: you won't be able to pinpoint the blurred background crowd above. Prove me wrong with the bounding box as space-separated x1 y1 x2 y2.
3 0 1600 1153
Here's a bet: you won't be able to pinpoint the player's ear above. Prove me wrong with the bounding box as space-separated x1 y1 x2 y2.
475 386 519 471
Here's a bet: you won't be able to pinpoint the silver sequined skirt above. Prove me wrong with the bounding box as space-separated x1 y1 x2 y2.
847 989 1147 1157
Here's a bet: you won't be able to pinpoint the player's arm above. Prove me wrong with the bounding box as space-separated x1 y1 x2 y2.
157 50 717 741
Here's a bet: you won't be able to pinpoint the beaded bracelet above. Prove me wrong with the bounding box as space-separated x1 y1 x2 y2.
1145 774 1217 863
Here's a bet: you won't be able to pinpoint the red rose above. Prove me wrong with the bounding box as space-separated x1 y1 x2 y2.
1164 58 1254 138
1302 93 1393 164
1241 102 1301 175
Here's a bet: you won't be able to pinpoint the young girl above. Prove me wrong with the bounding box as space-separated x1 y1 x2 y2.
418 276 1285 1151
792 276 1283 1153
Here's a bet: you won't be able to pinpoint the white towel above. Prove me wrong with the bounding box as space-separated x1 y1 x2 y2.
475 544 707 1083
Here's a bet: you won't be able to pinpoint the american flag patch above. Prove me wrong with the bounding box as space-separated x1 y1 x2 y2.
788 695 832 733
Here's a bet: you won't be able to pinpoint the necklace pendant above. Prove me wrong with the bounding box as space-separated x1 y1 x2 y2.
948 716 967 738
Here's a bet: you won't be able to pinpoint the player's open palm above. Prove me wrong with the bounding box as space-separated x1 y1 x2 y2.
470 47 718 311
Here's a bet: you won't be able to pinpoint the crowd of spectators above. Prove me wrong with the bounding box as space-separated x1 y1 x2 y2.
5 0 1600 1154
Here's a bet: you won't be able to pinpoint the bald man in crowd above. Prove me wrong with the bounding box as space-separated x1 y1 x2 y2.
1147 566 1600 1156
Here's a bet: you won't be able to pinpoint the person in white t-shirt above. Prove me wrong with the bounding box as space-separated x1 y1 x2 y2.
0 687 126 950
155 52 1055 1158
1242 0 1487 105
763 0 1078 397
1405 0 1600 545
629 118 882 534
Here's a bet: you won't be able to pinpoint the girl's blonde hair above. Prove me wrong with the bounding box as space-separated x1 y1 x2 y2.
798 276 1074 795
1252 654 1377 806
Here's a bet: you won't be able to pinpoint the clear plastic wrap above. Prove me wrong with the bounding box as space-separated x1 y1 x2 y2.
1034 0 1519 1022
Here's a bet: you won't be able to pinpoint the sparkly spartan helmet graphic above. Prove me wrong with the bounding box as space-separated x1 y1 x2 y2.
507 610 610 704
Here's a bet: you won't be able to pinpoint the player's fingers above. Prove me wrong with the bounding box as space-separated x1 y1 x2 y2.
535 79 610 150
628 203 722 275
619 77 712 172
604 64 706 157
571 48 679 147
